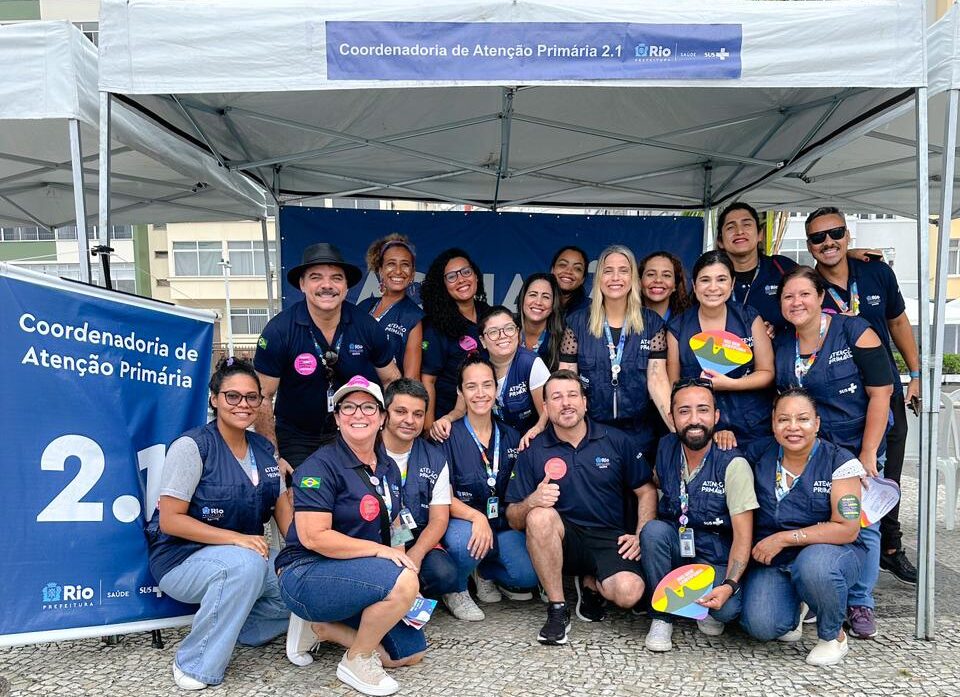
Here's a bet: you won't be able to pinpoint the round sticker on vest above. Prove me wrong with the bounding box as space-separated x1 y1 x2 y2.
459 335 478 352
293 353 318 376
359 494 381 521
544 457 567 480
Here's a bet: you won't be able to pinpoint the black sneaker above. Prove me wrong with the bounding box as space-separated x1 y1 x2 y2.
574 576 607 622
880 549 918 585
537 602 571 645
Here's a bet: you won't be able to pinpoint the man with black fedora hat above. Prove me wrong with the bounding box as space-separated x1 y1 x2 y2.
254 242 400 473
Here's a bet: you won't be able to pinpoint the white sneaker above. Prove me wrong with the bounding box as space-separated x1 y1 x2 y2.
285 613 317 666
806 634 850 666
498 585 534 601
644 619 674 652
443 591 485 621
777 616 804 643
801 602 817 624
336 650 399 696
472 570 502 603
172 662 206 691
538 584 549 604
697 614 725 637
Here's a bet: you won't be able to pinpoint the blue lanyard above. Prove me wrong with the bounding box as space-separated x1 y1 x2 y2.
679 446 711 532
663 307 672 323
602 320 626 387
245 444 258 484
793 313 828 386
463 419 500 485
309 328 343 374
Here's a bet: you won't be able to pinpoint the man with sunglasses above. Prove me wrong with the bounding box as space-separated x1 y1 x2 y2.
805 207 919 596
255 242 400 475
640 378 756 652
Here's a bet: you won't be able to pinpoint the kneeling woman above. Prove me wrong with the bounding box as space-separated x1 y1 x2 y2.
739 389 866 667
146 357 291 690
440 354 538 621
277 376 425 696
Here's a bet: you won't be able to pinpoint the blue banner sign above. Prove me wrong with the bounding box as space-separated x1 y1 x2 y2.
279 207 703 309
0 266 213 645
326 22 742 80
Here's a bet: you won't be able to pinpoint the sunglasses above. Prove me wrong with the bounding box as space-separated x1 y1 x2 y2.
323 350 339 380
806 226 847 245
443 266 475 284
220 391 264 407
671 377 714 397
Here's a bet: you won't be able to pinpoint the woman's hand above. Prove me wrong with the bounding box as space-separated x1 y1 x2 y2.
375 546 420 572
519 425 543 451
467 515 494 560
713 429 738 450
858 450 879 478
696 584 733 610
701 368 735 391
232 532 269 559
752 532 788 565
429 416 453 442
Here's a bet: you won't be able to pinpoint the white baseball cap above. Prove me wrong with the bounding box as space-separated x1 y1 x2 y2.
332 375 384 409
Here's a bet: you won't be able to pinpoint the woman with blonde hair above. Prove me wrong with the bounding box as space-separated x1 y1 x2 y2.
559 244 671 456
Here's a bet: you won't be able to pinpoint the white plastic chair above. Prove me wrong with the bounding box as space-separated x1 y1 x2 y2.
938 392 960 530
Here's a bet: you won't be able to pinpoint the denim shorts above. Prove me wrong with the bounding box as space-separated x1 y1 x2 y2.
278 556 426 660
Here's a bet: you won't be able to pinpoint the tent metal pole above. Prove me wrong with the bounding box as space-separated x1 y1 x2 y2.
96 92 114 290
67 119 92 284
914 85 934 640
492 88 516 210
702 163 713 252
260 217 276 318
273 168 284 311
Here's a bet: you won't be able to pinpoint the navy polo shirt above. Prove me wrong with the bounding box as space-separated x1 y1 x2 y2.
421 316 483 419
506 419 652 531
732 254 797 332
276 436 403 570
254 300 394 437
357 295 424 371
818 258 906 394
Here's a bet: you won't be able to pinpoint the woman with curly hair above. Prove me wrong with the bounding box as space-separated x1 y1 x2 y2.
639 251 691 322
420 248 489 433
357 234 424 379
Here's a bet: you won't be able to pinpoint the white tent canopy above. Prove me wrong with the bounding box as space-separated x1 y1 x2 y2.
97 0 924 211
0 21 266 236
743 5 960 217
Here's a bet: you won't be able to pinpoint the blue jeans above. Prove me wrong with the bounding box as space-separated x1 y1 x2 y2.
442 519 538 593
639 519 742 624
740 543 865 641
848 522 880 609
158 545 289 686
418 547 459 597
277 556 426 660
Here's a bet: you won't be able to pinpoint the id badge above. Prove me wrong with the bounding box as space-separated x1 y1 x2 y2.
486 496 499 519
400 507 418 530
679 528 696 558
391 521 414 546
326 387 336 413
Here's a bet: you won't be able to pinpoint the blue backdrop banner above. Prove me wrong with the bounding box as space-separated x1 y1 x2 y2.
0 264 213 645
279 207 704 309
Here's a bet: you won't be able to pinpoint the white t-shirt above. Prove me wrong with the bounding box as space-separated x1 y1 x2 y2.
386 448 451 505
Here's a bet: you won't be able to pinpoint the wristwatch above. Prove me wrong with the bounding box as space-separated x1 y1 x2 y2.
721 578 741 596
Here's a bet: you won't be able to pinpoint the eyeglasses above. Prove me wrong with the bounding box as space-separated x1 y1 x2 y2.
671 377 714 397
806 226 847 245
482 324 518 340
443 266 475 284
337 401 381 416
220 391 264 407
323 350 338 379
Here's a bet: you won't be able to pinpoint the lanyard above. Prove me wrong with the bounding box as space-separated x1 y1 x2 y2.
774 441 819 502
678 447 710 533
734 264 761 306
602 320 626 386
827 280 859 315
464 419 501 488
309 327 343 375
357 465 394 518
532 330 547 352
793 313 828 386
246 445 259 485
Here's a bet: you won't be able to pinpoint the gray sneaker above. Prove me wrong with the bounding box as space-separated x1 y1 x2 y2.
336 651 399 696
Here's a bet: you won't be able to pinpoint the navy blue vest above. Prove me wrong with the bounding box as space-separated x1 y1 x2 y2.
442 418 520 531
495 347 540 433
566 307 665 446
774 314 888 458
669 301 773 448
752 437 867 566
146 422 281 582
732 254 796 333
392 437 448 532
357 295 424 371
654 435 739 565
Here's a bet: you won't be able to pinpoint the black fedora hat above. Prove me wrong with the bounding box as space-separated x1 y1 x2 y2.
287 242 363 289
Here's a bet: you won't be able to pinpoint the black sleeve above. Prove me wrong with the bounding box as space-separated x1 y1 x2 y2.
559 326 578 364
851 345 894 387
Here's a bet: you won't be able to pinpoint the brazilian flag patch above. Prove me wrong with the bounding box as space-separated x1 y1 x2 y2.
299 476 322 489
421 340 429 350
258 336 268 350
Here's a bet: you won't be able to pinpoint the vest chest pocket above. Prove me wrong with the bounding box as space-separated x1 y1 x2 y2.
197 484 244 502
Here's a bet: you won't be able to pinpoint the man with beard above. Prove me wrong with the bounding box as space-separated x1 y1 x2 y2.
805 206 919 634
506 370 657 646
254 243 400 473
641 378 757 652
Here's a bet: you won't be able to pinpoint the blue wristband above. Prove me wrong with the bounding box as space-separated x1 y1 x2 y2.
909 370 920 379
